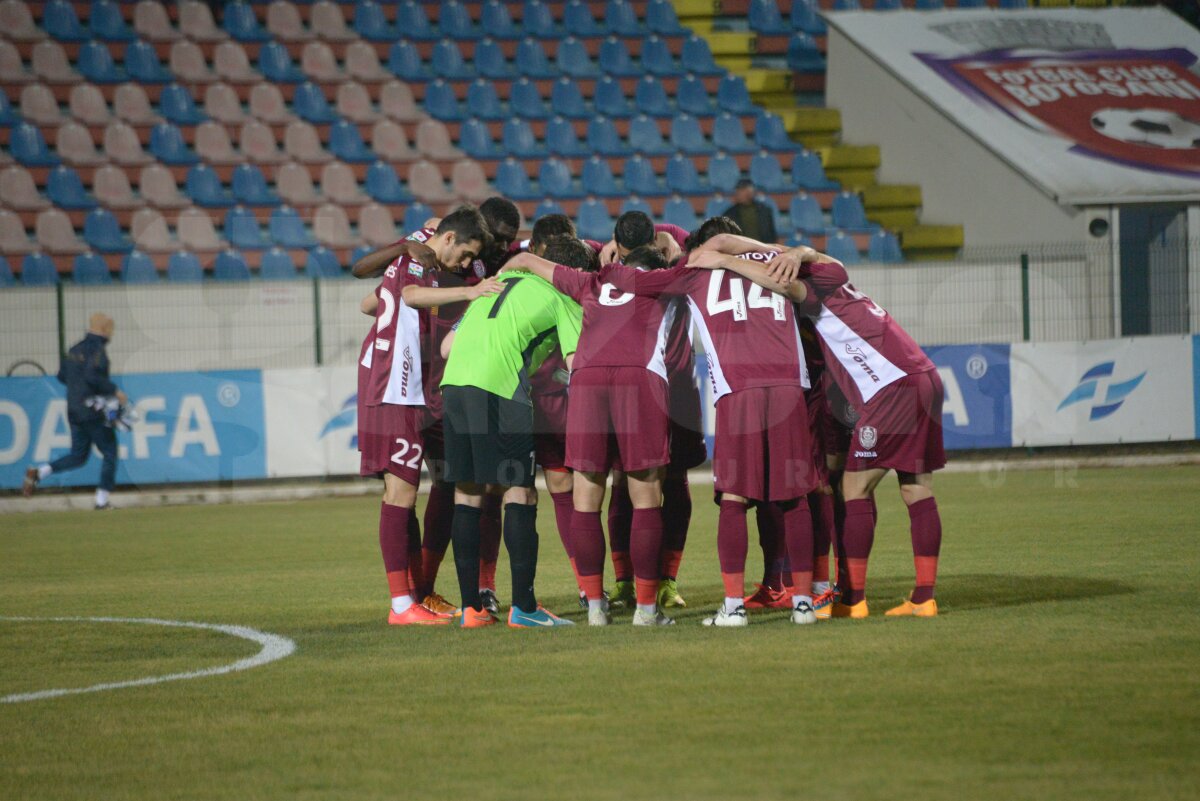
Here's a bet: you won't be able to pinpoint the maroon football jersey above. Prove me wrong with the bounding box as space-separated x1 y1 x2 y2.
655 223 690 251
361 254 438 407
530 349 570 397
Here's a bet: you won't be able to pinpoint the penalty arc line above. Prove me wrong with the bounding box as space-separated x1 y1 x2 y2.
0 616 297 704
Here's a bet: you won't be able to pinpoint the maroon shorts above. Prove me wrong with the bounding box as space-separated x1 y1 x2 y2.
846 369 946 475
666 371 708 471
822 372 855 457
533 390 568 471
566 366 670 474
359 403 427 485
713 385 818 503
805 381 831 487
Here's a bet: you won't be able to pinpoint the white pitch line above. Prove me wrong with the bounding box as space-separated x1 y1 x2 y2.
0 616 297 704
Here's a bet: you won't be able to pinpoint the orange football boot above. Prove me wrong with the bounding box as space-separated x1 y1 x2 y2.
460 607 498 628
421 592 460 617
743 583 791 610
885 598 938 617
388 604 451 626
830 599 869 619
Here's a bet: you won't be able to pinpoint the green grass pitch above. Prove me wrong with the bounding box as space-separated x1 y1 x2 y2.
2 466 1198 800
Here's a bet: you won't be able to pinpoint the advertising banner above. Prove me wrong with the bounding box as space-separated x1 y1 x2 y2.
924 344 1013 450
261 367 360 479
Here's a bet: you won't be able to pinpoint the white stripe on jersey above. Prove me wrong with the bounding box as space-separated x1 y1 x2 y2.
686 296 733 402
815 303 906 403
381 299 425 406
644 298 678 382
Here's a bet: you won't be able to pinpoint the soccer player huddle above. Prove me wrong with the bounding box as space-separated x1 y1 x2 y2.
354 196 945 629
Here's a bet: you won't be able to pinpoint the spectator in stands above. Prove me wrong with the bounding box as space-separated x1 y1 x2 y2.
722 178 777 244
24 313 127 510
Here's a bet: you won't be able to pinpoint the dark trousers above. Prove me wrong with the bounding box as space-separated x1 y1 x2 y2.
50 421 118 491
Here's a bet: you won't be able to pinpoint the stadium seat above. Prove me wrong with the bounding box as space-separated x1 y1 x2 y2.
825 230 861 264
788 34 826 74
250 83 296 125
581 156 622 197
565 0 603 36
713 113 754 154
533 198 566 221
407 159 456 203
467 79 506 121
414 118 461 159
310 0 357 42
57 121 104 166
439 1 478 40
756 113 801 152
0 208 34 253
598 37 639 79
19 83 64 126
233 163 281 205
305 245 342 278
957 0 989 6
832 191 872 231
387 40 430 82
664 196 698 231
224 1 271 42
510 78 550 120
269 205 316 248
749 0 791 34
121 250 160 283
681 36 722 77
605 0 640 36
1 41 33 83
832 0 861 9
502 118 546 158
126 39 173 82
136 166 189 212
629 115 672 155
214 42 260 83
44 0 89 42
670 114 713 155
647 0 685 35
707 152 740 192
915 0 945 9
575 198 613 242
47 165 97 210
171 40 217 83
355 0 399 41
557 37 599 79
789 194 824 234
160 83 207 125
321 161 367 205
346 42 390 82
424 79 464 121
285 120 332 164
432 39 474 80
587 116 629 157
874 0 902 9
792 150 838 190
481 1 520 39
717 75 755 115
358 202 398 247
73 251 113 284
476 38 515 80
294 81 339 124
313 203 361 248
458 118 502 159
546 116 588 157
750 152 789 192
868 230 903 263
395 1 436 41
259 41 305 83
276 161 321 206
494 158 537 200
402 202 434 233
550 78 587 119
186 163 235 207
150 122 199 166
178 1 227 42
336 82 380 124
329 120 376 163
31 41 80 83
113 84 160 125
635 77 673 118
130 207 177 253
0 255 12 287
594 76 634 118
523 0 561 39
78 41 127 84
214 249 252 280
451 159 490 203
704 194 727 220
516 37 557 79
241 119 288 164
257 247 296 280
0 89 19 125
1 0 44 42
0 165 49 210
81 207 132 253
66 84 110 126
539 157 581 198
266 1 314 42
103 121 154 166
677 75 716 116
791 0 826 36
365 160 412 204
20 251 58 285
998 0 1028 7
166 250 204 282
623 155 664 196
225 205 271 249
665 154 706 194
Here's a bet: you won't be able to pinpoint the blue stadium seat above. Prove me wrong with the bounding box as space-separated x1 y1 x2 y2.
259 41 305 83
90 0 136 41
121 251 159 283
681 36 722 77
125 40 173 82
576 199 613 243
587 116 630 156
44 0 88 42
873 0 902 9
546 116 588 157
73 252 112 284
670 114 713 155
788 34 826 73
957 0 989 6
432 39 474 80
755 113 801 152
502 118 546 158
467 79 506 121
666 154 706 194
185 163 235 207
791 0 827 36
717 75 755 115
832 191 872 231
20 252 58 285
915 0 945 9
224 1 270 42
789 194 824 233
232 164 280 205
269 206 316 248
623 155 664 196
83 208 132 253
516 37 558 79
564 0 604 36
786 231 813 248
494 158 538 200
225 206 271 249
459 119 503 158
388 41 430 82
0 93 20 126
605 0 641 37
831 0 861 10
475 38 515 80
438 1 479 40
423 80 463 121
159 83 207 125
260 247 298 280
149 123 199 166
523 0 561 39
365 161 413 203
539 158 581 198
998 0 1029 7
792 150 838 190
166 251 204 282
748 0 791 34
533 198 566 221
704 195 728 220
677 75 716 116
306 246 343 278
294 81 339 124
824 231 861 265
549 78 586 120
581 156 622 197
511 78 550 119
358 1 400 40
557 36 599 79
349 244 373 267
594 76 634 118
402 203 434 233
750 152 789 192
646 0 686 35
635 76 673 117
620 196 653 217
78 40 127 83
868 230 903 263
480 0 521 39
598 37 640 78
641 36 679 77
707 152 740 192
214 250 252 281
664 196 698 231
0 257 14 287
47 166 97 210
713 113 754 153
629 115 671 156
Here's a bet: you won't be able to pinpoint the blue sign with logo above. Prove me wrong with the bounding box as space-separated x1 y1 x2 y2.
0 370 266 489
1057 361 1147 420
923 344 1012 450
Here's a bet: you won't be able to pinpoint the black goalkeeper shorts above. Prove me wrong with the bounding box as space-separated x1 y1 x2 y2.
442 385 536 488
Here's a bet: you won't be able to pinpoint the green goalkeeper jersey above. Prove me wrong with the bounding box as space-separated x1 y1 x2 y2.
441 272 581 405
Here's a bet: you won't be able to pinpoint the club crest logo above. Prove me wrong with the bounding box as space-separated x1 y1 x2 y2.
858 425 878 449
1057 361 1146 420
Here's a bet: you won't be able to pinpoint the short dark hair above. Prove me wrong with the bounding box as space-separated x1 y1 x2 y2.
541 235 598 273
436 205 491 248
684 216 743 252
614 211 655 250
531 214 576 249
480 196 521 241
734 178 755 191
623 245 669 271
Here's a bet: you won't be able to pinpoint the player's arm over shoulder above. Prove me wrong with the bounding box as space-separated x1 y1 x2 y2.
689 252 809 304
598 263 687 297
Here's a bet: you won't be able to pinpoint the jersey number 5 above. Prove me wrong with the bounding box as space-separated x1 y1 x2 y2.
705 271 786 321
391 438 423 469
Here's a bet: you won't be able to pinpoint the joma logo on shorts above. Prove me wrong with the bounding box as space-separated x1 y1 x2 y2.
845 345 881 384
854 450 877 458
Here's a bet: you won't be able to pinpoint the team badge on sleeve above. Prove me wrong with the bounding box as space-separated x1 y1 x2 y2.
859 425 878 449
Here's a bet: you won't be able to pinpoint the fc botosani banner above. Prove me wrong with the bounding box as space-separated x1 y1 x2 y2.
825 8 1200 204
